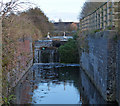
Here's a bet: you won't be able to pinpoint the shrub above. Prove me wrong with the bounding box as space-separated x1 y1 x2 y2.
58 38 79 63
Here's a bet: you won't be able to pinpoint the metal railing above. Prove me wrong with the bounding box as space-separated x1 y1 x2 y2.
80 0 120 32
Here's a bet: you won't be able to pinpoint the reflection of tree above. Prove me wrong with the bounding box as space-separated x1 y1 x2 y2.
14 66 81 104
14 67 35 104
56 67 79 81
37 66 80 86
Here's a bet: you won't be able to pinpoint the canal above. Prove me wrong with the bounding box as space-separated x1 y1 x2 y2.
13 63 114 105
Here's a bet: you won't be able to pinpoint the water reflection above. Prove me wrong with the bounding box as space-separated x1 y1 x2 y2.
14 63 116 105
14 64 81 104
79 67 107 104
32 64 81 104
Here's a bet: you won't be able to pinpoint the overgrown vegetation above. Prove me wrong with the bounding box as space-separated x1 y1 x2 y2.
21 8 54 36
58 35 79 63
2 94 16 105
77 32 89 54
2 7 53 104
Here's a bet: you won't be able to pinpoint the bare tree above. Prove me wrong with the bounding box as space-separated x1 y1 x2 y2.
79 1 103 19
0 0 35 19
0 15 2 106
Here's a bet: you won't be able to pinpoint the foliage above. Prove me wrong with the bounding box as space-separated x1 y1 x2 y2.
89 29 101 34
22 7 54 36
58 37 79 63
113 35 118 42
77 32 89 54
3 95 16 105
93 29 101 33
2 7 53 101
0 0 33 19
73 33 79 40
106 26 116 30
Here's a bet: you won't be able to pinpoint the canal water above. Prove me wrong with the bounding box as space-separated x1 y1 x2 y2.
13 63 112 105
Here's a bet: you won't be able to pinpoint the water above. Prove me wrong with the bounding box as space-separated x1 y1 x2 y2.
14 63 114 105
14 63 81 104
13 43 118 105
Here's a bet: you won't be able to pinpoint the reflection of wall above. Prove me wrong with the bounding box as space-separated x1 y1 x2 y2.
14 67 35 104
79 68 107 104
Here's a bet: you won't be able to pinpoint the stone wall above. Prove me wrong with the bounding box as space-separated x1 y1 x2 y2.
34 40 66 63
116 40 120 103
34 40 53 63
80 30 119 102
35 40 53 49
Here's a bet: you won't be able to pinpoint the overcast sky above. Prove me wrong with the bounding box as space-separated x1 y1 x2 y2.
2 0 85 22
3 0 119 22
29 0 86 22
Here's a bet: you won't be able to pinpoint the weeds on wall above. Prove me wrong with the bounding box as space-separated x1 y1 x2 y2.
3 94 16 105
78 31 89 55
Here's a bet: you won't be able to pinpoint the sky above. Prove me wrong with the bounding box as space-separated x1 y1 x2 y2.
28 0 86 22
3 0 120 22
2 0 85 22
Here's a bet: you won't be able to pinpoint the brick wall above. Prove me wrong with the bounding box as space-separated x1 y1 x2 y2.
8 37 33 89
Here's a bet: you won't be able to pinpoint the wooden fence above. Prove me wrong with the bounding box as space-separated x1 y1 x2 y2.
80 0 120 32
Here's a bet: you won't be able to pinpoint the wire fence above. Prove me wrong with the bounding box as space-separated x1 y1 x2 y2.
80 0 120 32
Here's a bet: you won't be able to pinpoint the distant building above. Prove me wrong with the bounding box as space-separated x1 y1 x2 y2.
54 22 79 32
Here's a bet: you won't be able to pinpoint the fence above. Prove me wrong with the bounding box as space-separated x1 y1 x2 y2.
80 0 120 32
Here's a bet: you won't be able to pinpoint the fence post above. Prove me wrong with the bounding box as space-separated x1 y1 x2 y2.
80 1 119 32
